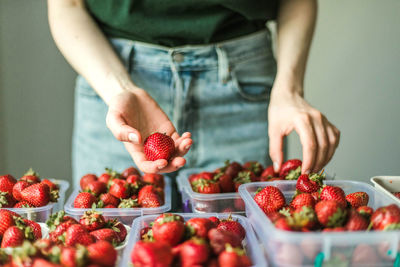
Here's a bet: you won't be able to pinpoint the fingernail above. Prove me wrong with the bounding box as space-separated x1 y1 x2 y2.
158 165 164 170
185 145 191 150
128 133 139 144
273 162 279 172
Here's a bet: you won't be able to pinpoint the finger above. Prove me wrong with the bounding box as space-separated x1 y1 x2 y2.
176 138 193 157
268 128 284 173
158 157 187 173
124 143 168 173
325 123 340 165
173 132 192 147
294 116 317 174
311 115 329 173
106 110 142 144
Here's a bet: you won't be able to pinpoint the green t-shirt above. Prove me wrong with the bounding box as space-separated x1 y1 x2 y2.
85 0 279 47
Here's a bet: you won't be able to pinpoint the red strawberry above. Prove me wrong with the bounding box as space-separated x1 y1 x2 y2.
180 237 210 267
1 226 24 248
109 179 130 199
218 244 252 267
243 161 264 177
214 173 234 193
121 166 140 179
142 173 164 188
87 241 117 267
357 206 374 218
138 185 163 207
0 192 16 208
393 192 400 199
186 218 215 239
296 173 323 193
346 192 369 209
32 258 63 267
322 227 346 232
20 168 41 183
21 183 50 207
345 209 369 231
320 186 347 208
49 220 77 243
0 210 15 238
99 193 120 207
118 197 140 208
65 224 94 246
216 161 243 179
12 181 31 201
107 219 127 243
90 228 119 244
73 192 97 208
0 174 17 195
267 212 286 223
370 204 400 231
79 210 105 231
311 191 320 202
131 241 173 267
292 206 318 230
260 165 278 180
41 179 59 191
83 181 107 197
315 200 347 227
189 172 214 183
152 213 185 246
279 159 302 179
98 168 120 184
209 216 220 226
291 193 315 209
126 174 143 193
254 186 286 214
274 217 293 231
80 174 98 190
144 132 175 161
193 179 221 194
13 201 34 208
217 215 246 241
60 246 88 267
23 219 42 240
208 228 242 254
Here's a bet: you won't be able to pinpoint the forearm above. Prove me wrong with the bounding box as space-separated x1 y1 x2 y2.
47 0 136 104
274 0 317 94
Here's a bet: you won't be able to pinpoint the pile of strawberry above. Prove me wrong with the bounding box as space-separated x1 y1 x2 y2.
74 166 165 208
131 213 251 267
254 172 400 232
0 209 42 248
189 159 303 194
0 169 60 208
0 239 117 267
46 210 127 247
392 192 400 200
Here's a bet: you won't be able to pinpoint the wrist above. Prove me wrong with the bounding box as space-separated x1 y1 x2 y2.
271 77 304 99
96 73 139 105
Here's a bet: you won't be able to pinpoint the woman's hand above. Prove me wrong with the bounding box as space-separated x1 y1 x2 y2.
106 88 192 174
268 83 340 174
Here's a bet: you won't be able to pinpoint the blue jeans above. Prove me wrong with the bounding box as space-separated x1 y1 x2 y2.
72 30 277 186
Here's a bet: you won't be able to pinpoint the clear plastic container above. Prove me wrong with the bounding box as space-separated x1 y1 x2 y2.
177 168 334 214
120 213 267 267
64 177 171 225
4 179 69 222
239 180 400 267
371 176 400 205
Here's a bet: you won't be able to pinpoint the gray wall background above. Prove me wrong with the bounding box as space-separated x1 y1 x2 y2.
0 0 399 186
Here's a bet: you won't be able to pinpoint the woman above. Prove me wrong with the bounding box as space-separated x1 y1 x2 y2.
48 0 340 185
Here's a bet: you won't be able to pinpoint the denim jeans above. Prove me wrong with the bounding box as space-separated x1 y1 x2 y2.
72 30 277 186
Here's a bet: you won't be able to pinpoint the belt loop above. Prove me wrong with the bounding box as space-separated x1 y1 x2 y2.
216 45 229 84
168 49 184 128
119 40 135 73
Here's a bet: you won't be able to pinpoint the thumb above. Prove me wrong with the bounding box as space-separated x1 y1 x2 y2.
106 110 142 144
269 130 284 173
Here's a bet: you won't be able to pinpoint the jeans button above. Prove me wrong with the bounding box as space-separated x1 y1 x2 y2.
173 53 184 63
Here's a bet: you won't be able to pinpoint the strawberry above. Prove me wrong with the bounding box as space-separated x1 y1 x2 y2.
73 192 96 208
60 246 88 267
20 168 41 184
144 132 175 161
274 217 293 231
109 179 130 199
32 258 63 267
152 213 185 246
142 173 164 188
243 161 263 177
13 181 31 201
186 218 215 239
0 174 17 195
217 215 246 241
140 227 152 240
296 173 323 193
41 179 59 191
87 241 117 267
90 228 119 245
0 210 15 238
291 193 315 209
208 228 242 254
311 191 320 202
315 200 347 227
357 206 374 218
98 168 120 184
345 209 369 231
322 227 346 232
65 224 94 246
259 176 284 182
214 173 234 193
79 210 105 231
21 183 50 207
218 244 252 267
193 179 221 194
80 174 98 190
138 185 163 207
131 241 173 267
104 204 117 208
346 192 369 209
0 192 16 208
279 159 302 180
118 198 140 208
83 181 107 197
126 174 142 193
49 221 77 243
292 206 318 230
320 185 347 208
107 219 127 243
267 212 286 223
218 161 243 178
13 201 34 208
23 219 42 240
370 204 400 230
254 186 286 214
393 192 400 199
260 165 278 180
189 172 214 183
209 216 220 226
99 193 120 207
121 166 140 179
180 237 210 267
1 226 24 248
